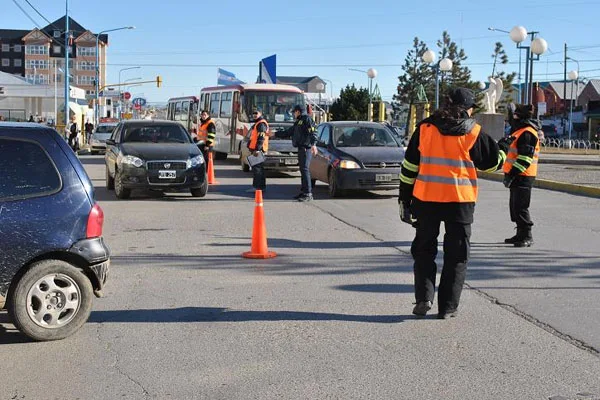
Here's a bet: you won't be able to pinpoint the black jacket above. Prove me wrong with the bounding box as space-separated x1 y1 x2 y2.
288 114 317 148
399 114 504 223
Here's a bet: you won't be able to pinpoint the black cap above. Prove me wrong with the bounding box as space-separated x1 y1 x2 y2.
448 88 476 110
292 104 304 113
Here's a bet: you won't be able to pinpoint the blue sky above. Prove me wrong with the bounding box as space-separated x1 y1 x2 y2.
4 0 600 104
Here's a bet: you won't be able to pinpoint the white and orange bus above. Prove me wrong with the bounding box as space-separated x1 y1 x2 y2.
166 95 199 134
198 83 306 160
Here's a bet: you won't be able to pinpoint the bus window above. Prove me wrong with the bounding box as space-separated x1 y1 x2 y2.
191 101 198 124
244 91 304 123
182 101 189 122
167 103 173 120
175 102 182 121
210 93 221 117
220 92 232 118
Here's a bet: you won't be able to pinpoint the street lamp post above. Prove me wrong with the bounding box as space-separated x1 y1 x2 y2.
568 70 578 142
118 66 141 119
422 50 453 110
349 68 377 120
95 26 135 125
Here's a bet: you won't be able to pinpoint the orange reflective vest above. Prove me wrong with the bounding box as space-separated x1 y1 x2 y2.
249 119 269 153
413 123 481 203
198 120 214 143
502 127 540 177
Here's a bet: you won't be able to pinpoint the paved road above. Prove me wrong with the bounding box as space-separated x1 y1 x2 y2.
0 155 598 400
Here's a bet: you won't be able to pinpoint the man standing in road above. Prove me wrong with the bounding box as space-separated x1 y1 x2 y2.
502 104 540 248
289 104 317 202
67 116 79 151
398 88 511 319
247 107 269 192
198 110 217 162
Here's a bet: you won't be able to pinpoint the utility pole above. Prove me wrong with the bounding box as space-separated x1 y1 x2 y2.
64 0 70 132
563 43 567 135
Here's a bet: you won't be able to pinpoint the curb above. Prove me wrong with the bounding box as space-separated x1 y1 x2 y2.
477 171 600 199
539 158 600 166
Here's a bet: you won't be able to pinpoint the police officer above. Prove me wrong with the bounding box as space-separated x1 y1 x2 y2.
289 104 317 202
248 107 269 191
399 87 511 319
502 104 541 247
198 110 217 162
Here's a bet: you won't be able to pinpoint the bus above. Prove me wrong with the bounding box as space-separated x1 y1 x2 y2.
198 83 306 160
166 96 199 134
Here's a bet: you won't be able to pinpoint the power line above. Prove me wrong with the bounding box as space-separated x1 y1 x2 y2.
10 0 41 28
23 0 53 26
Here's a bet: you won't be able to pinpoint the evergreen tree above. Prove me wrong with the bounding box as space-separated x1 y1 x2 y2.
490 41 517 113
329 85 370 121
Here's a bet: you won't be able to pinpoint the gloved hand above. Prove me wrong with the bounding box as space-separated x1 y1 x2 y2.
497 136 515 153
503 174 516 188
399 201 415 225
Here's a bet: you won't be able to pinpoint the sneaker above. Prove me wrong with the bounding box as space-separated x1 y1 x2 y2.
298 193 313 202
293 192 305 200
412 301 432 317
437 309 458 319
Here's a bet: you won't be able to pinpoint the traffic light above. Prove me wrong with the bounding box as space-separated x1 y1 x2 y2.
156 76 162 88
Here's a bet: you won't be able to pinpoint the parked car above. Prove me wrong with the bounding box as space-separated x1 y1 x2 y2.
240 123 299 173
105 120 207 199
309 121 405 197
90 122 118 154
0 122 110 341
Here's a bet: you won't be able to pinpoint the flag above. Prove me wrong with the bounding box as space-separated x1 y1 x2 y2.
217 68 245 86
259 55 276 84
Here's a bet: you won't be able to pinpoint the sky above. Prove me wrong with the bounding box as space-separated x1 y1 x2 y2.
4 0 600 104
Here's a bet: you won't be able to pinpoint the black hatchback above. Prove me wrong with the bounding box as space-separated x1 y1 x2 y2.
309 121 405 197
0 123 110 341
105 120 207 199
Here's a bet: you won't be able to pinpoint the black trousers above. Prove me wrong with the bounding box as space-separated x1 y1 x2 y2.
411 216 471 313
509 177 534 228
252 162 266 191
297 147 313 194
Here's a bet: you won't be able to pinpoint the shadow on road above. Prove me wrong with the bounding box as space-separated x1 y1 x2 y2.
88 306 408 324
334 284 413 293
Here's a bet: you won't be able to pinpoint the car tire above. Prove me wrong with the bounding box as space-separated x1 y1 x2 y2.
328 170 343 198
8 259 94 341
214 152 228 161
106 167 115 190
90 151 98 156
191 175 208 197
114 170 131 200
241 156 250 172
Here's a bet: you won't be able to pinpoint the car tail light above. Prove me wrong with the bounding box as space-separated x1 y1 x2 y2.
86 203 104 238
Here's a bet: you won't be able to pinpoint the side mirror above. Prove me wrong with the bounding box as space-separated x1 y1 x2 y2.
105 139 115 146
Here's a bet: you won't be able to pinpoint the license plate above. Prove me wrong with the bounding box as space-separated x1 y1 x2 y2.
284 159 297 165
375 174 392 182
159 170 176 179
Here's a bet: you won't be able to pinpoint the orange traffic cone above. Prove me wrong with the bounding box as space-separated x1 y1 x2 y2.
242 190 277 259
207 152 219 185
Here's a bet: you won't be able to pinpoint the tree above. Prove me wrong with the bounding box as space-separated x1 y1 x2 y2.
330 84 370 121
436 31 479 95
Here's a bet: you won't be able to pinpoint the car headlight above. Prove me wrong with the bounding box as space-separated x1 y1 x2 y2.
118 154 144 168
187 154 204 169
339 160 361 169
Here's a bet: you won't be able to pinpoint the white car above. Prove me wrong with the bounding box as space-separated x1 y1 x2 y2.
90 123 118 154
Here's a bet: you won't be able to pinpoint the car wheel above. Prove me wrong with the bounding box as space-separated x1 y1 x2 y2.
105 167 115 190
90 151 98 156
114 170 131 199
241 155 250 172
191 174 208 197
214 152 228 161
7 259 94 341
328 170 343 198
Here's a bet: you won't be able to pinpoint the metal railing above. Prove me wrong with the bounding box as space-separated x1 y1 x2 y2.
540 138 600 151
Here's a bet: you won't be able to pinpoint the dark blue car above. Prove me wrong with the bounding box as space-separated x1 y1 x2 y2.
0 123 110 341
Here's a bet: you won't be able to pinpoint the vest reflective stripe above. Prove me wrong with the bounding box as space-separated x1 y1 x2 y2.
502 127 540 176
198 120 214 142
249 119 269 153
413 123 480 203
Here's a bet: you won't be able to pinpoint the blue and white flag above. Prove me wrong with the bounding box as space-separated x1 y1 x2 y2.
217 68 245 86
259 55 276 84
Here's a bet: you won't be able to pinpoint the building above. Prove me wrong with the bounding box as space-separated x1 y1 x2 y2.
0 16 108 102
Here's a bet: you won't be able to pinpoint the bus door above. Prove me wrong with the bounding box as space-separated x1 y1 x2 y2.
230 91 240 154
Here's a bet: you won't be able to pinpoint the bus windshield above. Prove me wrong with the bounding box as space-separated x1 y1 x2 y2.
243 91 305 123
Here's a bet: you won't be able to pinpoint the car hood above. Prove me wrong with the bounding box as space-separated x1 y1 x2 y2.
336 146 405 164
121 143 200 160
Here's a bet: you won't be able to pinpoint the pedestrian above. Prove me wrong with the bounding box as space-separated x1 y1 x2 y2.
247 107 268 192
67 116 79 151
398 87 512 319
502 104 541 248
85 121 94 144
28 115 34 122
289 104 317 202
198 110 216 162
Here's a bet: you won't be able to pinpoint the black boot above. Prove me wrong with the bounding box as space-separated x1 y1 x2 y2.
513 227 533 247
504 228 519 244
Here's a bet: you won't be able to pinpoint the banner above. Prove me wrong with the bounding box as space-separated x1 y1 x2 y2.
217 68 245 86
259 55 276 84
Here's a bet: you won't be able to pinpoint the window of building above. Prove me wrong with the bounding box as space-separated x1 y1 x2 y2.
1 44 9 52
1 59 9 67
77 47 96 57
77 61 95 71
26 60 49 70
14 59 22 67
26 74 49 84
0 138 62 201
53 45 61 54
210 93 221 117
77 75 95 86
55 74 62 83
220 92 232 117
25 45 48 55
53 30 61 38
14 45 22 52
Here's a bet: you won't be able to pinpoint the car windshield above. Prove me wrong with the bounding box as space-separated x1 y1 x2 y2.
243 91 305 123
93 132 112 139
333 126 399 147
122 124 191 144
96 124 117 133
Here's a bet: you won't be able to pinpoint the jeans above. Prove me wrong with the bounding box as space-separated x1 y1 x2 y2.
411 215 471 313
252 162 266 191
297 147 313 194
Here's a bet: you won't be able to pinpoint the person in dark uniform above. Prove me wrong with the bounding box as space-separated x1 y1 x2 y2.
247 107 269 192
502 104 541 247
289 104 317 202
398 88 512 319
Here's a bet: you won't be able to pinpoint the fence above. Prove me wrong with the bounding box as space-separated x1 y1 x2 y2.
541 138 600 152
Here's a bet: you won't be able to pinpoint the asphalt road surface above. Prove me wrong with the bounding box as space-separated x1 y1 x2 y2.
1 155 598 400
